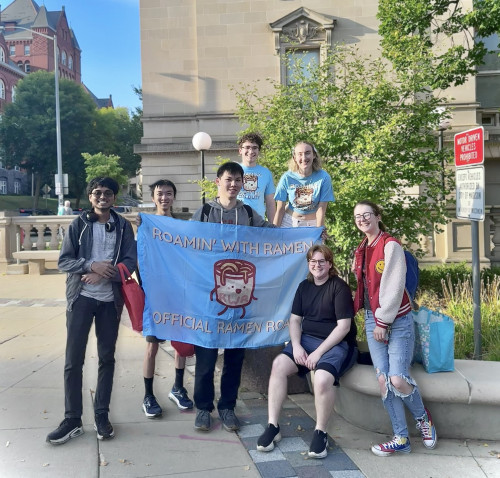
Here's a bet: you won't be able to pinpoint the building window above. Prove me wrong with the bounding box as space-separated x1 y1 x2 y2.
14 179 21 194
476 33 500 109
270 7 335 85
9 45 15 56
62 51 67 66
68 55 73 70
17 61 23 70
12 86 16 102
24 44 30 56
24 61 30 73
0 79 5 99
0 178 7 195
0 47 5 62
286 49 320 85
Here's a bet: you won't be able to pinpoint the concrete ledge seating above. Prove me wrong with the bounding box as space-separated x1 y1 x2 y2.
335 360 500 440
12 250 60 275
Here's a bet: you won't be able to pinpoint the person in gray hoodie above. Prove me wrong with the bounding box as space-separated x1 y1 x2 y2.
191 162 274 433
46 177 137 445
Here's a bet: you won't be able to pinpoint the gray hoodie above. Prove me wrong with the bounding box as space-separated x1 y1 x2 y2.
191 199 275 227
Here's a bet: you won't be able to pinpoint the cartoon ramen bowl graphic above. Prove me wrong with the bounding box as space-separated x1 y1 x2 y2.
210 259 258 318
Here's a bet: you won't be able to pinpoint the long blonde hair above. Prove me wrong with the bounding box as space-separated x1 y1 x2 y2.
288 141 323 173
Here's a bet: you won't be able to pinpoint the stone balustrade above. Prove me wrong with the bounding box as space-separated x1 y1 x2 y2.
1 209 500 274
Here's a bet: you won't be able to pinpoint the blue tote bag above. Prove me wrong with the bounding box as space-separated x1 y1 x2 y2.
413 307 455 373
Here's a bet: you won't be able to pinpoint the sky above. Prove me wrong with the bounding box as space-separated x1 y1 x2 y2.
40 0 142 112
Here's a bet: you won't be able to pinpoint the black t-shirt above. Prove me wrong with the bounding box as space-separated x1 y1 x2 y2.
291 276 357 345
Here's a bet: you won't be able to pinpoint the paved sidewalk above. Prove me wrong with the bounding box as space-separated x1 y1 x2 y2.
0 272 499 478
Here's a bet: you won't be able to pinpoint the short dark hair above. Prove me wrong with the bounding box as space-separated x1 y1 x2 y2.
217 161 244 179
306 244 338 282
87 177 119 196
149 179 177 198
238 133 263 149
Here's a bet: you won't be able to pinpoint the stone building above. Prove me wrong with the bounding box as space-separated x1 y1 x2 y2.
137 0 500 265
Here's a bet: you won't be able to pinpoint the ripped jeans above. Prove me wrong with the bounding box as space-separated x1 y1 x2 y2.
365 310 426 438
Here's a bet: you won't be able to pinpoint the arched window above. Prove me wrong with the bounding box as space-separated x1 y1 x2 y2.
62 51 67 66
68 55 73 70
14 179 21 194
24 61 30 73
0 47 5 62
12 85 16 102
0 79 5 99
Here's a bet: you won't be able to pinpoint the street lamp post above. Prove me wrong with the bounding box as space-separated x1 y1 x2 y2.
0 26 64 210
192 132 212 204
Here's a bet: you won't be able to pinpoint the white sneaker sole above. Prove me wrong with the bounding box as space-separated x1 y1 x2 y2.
257 432 282 452
142 402 162 418
168 392 193 410
47 427 84 445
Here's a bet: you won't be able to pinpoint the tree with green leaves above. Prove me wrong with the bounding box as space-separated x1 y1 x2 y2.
93 106 142 177
233 47 454 271
83 152 128 190
0 71 97 207
378 0 500 89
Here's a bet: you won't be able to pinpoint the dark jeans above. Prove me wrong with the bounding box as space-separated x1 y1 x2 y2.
193 345 245 412
64 295 120 419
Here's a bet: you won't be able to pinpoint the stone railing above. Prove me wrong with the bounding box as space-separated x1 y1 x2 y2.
1 208 500 273
0 212 137 273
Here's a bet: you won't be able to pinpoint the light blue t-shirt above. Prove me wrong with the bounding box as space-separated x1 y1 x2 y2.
237 164 276 218
274 169 335 214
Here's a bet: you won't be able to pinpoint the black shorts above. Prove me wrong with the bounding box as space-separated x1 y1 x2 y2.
146 335 166 344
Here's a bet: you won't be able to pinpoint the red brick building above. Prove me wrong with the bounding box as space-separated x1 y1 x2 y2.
1 0 81 82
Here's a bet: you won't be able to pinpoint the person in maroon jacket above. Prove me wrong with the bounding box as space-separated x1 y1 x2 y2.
352 200 437 457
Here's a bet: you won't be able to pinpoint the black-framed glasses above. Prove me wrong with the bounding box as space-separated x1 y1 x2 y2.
309 259 327 266
91 190 114 198
354 212 375 221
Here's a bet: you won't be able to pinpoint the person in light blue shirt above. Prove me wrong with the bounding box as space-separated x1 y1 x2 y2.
274 141 334 228
237 133 276 222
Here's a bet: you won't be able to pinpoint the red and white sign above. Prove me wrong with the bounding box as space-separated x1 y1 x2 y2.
454 127 484 167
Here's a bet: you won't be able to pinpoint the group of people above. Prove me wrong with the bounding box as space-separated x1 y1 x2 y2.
46 133 437 461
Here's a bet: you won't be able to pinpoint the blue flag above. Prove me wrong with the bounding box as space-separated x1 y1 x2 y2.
137 214 322 349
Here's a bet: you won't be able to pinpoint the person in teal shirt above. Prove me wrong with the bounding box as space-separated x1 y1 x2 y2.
237 133 276 222
274 141 334 228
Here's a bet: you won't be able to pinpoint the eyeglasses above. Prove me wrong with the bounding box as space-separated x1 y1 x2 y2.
91 190 114 198
242 146 259 151
354 212 375 221
309 259 327 266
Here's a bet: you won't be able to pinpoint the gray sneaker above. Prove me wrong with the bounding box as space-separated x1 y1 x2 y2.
194 409 211 432
218 408 240 432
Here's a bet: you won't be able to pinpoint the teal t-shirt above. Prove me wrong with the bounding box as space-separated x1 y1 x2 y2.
237 164 276 218
274 169 335 214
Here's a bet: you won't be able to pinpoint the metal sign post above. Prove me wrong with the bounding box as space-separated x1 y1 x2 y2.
454 126 484 359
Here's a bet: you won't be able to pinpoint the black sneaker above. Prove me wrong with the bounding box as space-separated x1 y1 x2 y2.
94 413 115 440
46 418 84 445
308 429 328 458
194 409 211 431
257 423 281 452
143 394 163 418
218 408 240 432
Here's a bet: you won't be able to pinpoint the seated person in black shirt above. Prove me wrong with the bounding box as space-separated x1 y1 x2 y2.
257 244 357 459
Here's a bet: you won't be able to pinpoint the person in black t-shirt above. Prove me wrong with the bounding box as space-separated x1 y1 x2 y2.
257 244 357 459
